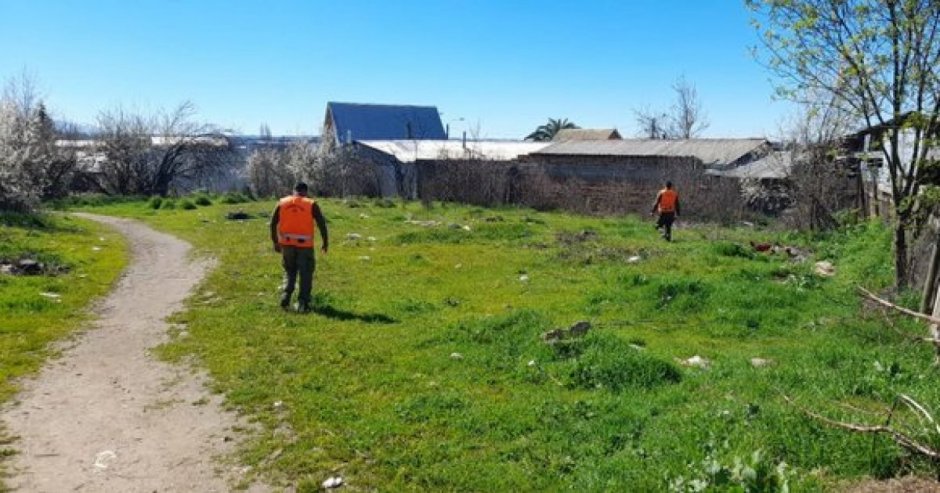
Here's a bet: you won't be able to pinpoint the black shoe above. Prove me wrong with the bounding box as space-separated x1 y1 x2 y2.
296 302 311 313
280 296 291 309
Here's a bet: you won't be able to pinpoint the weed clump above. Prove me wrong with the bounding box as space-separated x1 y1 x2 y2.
179 199 197 210
656 279 709 310
220 192 251 204
194 195 212 206
713 242 754 259
451 310 680 392
160 199 176 210
148 197 163 209
561 333 681 391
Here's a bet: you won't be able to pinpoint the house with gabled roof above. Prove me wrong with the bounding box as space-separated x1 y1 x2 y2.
320 102 446 153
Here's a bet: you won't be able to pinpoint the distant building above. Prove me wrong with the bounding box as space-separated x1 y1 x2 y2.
529 138 771 170
517 138 774 213
841 113 940 219
552 128 622 142
321 102 446 153
353 140 550 197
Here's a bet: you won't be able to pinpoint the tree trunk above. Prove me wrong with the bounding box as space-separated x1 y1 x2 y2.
920 215 940 313
895 222 908 291
921 239 940 313
932 279 940 365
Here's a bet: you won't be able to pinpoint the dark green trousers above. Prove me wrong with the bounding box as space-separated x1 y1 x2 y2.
281 246 315 305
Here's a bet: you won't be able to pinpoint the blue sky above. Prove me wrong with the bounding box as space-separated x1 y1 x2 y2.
0 0 792 138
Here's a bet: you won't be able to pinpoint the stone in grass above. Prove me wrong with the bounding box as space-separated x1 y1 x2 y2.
568 321 591 338
346 233 362 241
750 357 772 368
541 328 566 343
322 476 344 489
627 256 641 263
17 259 44 275
450 352 463 360
814 261 835 277
677 355 710 369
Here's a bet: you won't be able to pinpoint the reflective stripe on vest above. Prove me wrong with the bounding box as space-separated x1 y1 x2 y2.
277 195 316 248
658 189 678 213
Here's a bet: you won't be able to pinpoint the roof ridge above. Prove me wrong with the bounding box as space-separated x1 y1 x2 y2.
328 101 439 110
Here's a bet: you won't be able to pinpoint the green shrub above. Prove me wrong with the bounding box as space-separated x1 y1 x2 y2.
194 196 212 206
160 199 176 210
148 197 163 209
220 192 250 204
180 199 197 210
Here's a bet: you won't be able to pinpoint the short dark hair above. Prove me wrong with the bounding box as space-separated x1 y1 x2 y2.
666 181 673 188
294 182 308 193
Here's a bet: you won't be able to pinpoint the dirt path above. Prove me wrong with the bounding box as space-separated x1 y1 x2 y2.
2 214 266 492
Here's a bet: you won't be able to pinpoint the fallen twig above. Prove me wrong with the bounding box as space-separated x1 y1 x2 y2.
858 287 940 325
783 394 940 460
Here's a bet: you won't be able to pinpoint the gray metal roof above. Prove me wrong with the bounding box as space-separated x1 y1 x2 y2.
707 151 793 179
357 140 550 163
327 102 446 144
552 128 622 141
533 138 770 167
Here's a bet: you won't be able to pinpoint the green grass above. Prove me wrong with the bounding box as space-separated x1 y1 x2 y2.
0 212 127 402
66 198 930 490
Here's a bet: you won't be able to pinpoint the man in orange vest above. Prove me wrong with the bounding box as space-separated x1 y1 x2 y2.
270 182 329 312
651 181 680 241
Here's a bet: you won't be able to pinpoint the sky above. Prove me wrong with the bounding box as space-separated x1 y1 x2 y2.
0 0 794 139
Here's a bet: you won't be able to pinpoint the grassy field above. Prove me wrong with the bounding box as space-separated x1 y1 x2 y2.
69 195 936 491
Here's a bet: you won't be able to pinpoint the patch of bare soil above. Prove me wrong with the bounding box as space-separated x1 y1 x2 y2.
845 476 940 493
2 214 268 492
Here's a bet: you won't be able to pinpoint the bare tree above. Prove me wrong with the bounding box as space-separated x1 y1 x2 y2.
776 94 859 230
668 76 709 139
259 123 272 140
94 102 233 196
633 108 670 139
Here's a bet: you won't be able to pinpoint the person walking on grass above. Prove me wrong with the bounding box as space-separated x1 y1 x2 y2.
270 182 329 312
651 180 680 242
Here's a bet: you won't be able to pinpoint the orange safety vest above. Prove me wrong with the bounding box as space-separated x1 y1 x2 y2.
277 195 316 248
658 189 678 213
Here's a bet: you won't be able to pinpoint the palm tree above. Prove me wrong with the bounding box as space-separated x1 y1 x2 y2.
525 118 579 141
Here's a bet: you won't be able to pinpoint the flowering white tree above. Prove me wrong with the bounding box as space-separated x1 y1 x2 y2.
0 73 75 211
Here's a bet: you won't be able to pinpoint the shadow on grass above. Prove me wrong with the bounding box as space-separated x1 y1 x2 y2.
303 293 397 324
311 303 397 324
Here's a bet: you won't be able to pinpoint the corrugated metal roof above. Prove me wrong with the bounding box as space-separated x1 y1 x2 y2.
357 140 550 163
707 151 793 179
533 138 770 166
327 102 446 144
552 128 622 141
